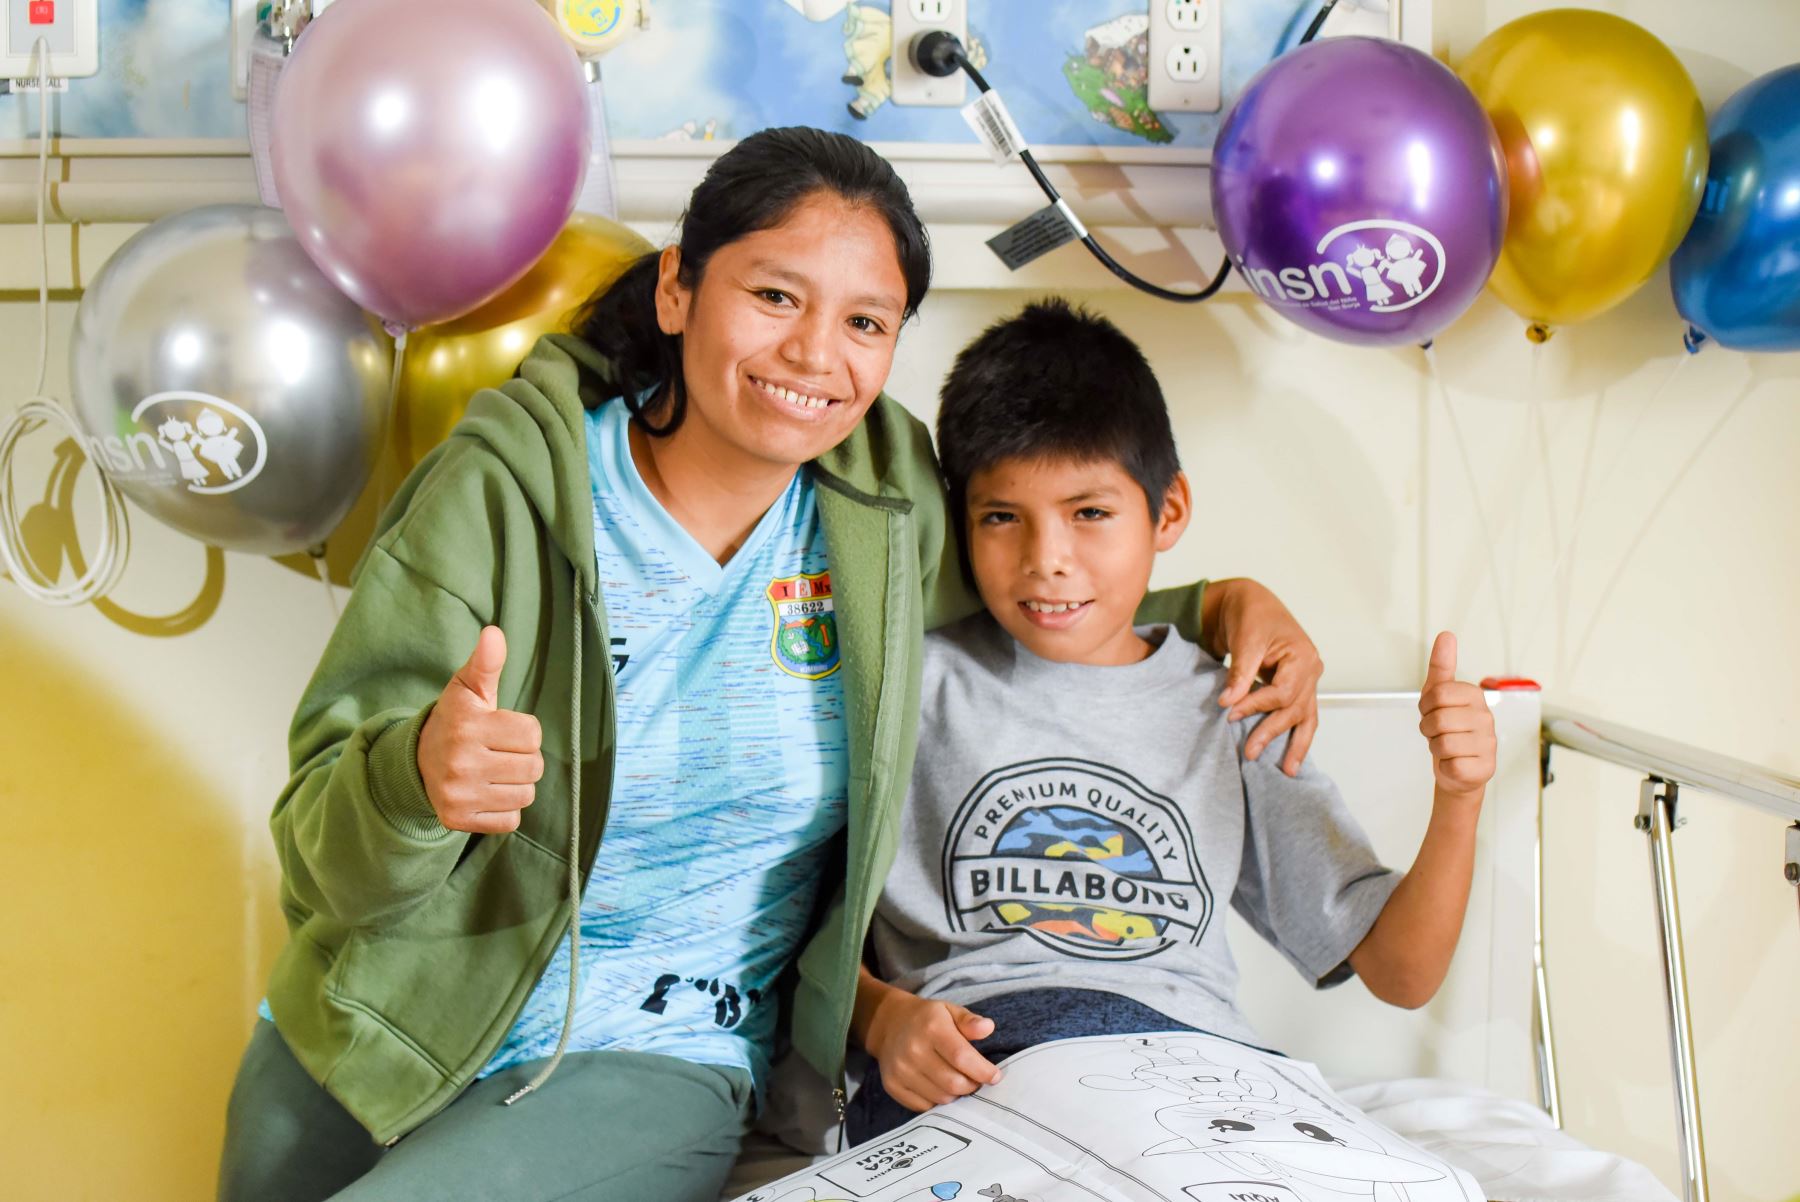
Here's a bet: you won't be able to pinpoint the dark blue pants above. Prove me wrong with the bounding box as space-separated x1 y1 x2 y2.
846 987 1233 1146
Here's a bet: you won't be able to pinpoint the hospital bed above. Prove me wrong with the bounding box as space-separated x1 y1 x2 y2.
721 688 1800 1201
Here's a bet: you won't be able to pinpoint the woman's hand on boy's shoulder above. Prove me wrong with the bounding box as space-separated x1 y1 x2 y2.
1210 578 1325 777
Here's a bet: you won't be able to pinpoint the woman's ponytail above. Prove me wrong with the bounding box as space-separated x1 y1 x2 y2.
572 252 686 433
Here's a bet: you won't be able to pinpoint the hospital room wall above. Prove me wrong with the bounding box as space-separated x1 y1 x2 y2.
1423 6 1800 1199
3 4 1798 1201
7 284 1795 1202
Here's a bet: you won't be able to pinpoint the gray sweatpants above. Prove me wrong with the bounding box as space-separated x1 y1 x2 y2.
218 1020 753 1202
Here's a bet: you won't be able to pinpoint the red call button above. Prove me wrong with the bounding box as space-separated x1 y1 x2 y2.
29 1 55 24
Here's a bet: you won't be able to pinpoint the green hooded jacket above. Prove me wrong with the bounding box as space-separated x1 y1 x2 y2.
266 333 1207 1144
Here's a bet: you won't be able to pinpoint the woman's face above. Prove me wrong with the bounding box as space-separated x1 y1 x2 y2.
654 191 909 471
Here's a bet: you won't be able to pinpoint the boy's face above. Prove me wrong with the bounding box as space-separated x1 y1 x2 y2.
964 454 1190 666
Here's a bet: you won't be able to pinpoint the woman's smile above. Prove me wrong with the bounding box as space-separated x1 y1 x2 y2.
747 373 844 415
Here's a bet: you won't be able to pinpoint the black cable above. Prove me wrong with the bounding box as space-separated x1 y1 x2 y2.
1299 0 1342 46
957 49 1232 303
923 1 1340 304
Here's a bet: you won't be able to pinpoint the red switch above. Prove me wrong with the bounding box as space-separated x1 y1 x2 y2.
29 1 56 24
1479 676 1541 692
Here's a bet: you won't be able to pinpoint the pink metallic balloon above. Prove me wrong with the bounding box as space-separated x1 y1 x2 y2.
271 0 589 330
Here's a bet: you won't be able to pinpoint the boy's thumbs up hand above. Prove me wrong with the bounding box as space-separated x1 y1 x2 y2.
1423 630 1458 689
417 626 545 834
1417 632 1495 801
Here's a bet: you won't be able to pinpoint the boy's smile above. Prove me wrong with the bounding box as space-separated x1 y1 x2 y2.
965 455 1190 667
1018 597 1094 629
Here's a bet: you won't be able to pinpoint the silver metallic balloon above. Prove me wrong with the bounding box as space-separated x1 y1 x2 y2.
70 205 392 557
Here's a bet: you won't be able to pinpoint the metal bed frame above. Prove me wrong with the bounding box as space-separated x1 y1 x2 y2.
1535 707 1800 1202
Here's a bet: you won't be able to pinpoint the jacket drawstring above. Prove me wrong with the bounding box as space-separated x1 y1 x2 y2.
503 574 585 1105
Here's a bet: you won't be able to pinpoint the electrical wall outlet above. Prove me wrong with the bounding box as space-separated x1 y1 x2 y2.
889 0 967 107
1147 0 1221 113
1167 0 1206 31
1 0 97 81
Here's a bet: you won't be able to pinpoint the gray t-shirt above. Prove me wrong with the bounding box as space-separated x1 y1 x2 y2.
870 614 1400 1049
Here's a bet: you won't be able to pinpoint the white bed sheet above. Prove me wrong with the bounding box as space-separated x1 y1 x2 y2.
718 1075 1678 1202
717 694 1679 1202
1332 1077 1678 1202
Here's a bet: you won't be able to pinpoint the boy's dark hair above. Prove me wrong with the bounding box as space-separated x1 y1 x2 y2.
574 126 931 434
936 298 1180 520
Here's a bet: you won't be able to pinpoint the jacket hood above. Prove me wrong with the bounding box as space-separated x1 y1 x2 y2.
454 333 618 603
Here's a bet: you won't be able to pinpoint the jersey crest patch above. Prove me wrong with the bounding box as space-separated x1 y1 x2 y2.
766 571 840 680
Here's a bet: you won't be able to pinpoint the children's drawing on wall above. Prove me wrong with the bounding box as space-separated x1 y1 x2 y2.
656 118 721 141
728 1034 1483 1202
841 4 892 120
1064 14 1172 143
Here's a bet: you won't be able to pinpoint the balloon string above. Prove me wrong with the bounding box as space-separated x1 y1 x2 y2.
1516 353 1690 661
308 545 340 620
1504 338 1545 648
1423 344 1515 673
1529 341 1563 601
1565 379 1750 682
375 330 408 513
385 331 408 424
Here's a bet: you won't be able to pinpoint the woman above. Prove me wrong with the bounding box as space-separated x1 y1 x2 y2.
218 127 1323 1201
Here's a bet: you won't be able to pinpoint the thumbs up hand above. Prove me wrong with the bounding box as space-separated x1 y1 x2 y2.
417 626 544 834
1417 632 1496 801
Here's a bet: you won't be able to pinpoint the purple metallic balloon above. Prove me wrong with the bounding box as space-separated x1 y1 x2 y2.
1211 37 1507 347
271 0 589 330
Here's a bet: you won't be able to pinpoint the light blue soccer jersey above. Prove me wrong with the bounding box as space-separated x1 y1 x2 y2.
481 399 850 1090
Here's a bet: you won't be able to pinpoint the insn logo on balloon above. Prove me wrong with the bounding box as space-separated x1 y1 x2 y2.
83 391 269 497
1236 219 1447 316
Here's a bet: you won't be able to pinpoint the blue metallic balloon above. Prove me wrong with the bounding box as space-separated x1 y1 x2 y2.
1671 64 1800 353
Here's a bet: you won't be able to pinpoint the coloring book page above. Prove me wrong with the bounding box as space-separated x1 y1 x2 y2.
732 1032 1485 1202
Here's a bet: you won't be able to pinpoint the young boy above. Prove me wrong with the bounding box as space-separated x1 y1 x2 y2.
846 299 1496 1141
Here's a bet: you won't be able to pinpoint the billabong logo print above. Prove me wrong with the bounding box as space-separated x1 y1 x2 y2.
1236 219 1446 316
766 571 840 680
942 757 1212 961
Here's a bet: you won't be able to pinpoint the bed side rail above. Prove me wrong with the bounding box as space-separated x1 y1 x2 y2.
1539 705 1800 1202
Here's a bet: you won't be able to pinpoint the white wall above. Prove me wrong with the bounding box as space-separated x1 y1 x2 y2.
896 284 1800 1202
1425 7 1800 1195
2 2 1797 1199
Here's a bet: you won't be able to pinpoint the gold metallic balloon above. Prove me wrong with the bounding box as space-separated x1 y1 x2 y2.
1458 9 1708 336
390 212 654 473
